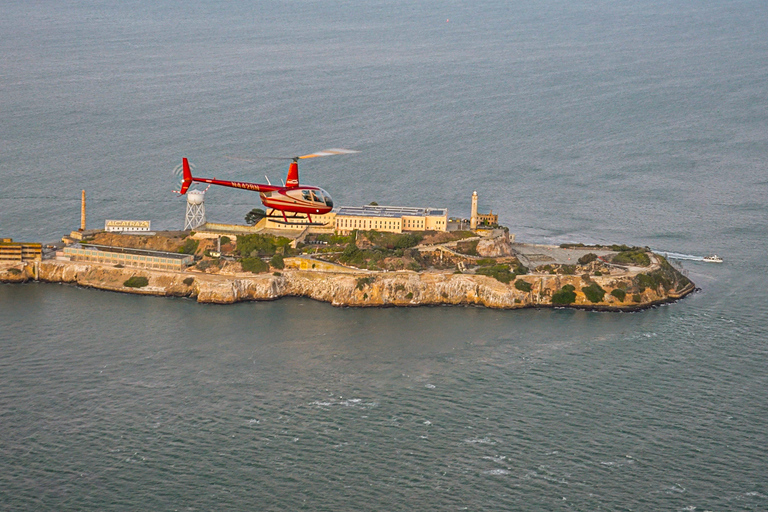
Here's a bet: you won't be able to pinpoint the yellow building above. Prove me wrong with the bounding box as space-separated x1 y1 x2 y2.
0 239 42 261
476 210 498 226
263 212 337 231
334 206 448 235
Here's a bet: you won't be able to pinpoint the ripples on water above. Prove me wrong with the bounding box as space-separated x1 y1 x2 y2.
2 280 766 510
2 0 768 509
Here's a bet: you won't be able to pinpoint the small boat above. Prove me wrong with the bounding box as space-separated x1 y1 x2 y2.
703 254 723 263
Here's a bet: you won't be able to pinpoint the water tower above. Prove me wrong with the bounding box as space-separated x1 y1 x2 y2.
184 187 208 230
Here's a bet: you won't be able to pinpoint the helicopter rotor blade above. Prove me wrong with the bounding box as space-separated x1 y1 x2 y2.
298 148 360 160
225 155 288 163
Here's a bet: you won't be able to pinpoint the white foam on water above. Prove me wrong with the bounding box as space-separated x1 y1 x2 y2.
465 436 495 444
483 469 509 475
655 251 706 262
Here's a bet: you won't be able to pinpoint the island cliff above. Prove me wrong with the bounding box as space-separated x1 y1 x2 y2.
1 255 694 311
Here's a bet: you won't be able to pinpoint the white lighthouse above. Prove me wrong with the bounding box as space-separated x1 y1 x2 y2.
470 190 478 230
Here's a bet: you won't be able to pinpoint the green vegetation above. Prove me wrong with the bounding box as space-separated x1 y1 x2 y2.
405 292 413 300
178 238 199 255
244 208 266 225
183 277 194 286
514 280 532 292
7 268 22 275
578 253 598 265
552 284 577 305
123 276 149 288
455 239 479 256
362 231 423 250
582 283 607 303
219 236 231 245
196 258 220 271
610 288 626 301
339 242 367 266
610 244 646 252
356 276 374 290
407 261 422 272
312 233 354 246
237 234 291 258
240 257 269 273
273 271 282 276
475 264 515 284
476 258 497 266
613 250 651 267
270 254 285 270
559 264 576 275
632 294 642 303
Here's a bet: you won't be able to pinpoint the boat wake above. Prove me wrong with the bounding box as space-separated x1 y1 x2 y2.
655 251 706 262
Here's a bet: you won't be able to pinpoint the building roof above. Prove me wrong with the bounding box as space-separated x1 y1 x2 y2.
336 205 447 218
73 243 192 260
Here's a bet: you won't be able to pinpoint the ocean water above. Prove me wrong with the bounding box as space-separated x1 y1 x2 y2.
2 0 768 509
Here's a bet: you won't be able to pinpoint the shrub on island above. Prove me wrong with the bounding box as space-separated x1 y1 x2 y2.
356 276 374 290
582 283 607 303
514 279 532 293
270 254 285 270
123 276 149 288
475 264 514 284
577 253 598 265
240 257 269 274
612 250 651 267
552 284 577 305
178 238 199 255
610 288 626 302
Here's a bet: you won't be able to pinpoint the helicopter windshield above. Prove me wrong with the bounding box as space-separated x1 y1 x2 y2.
320 189 333 208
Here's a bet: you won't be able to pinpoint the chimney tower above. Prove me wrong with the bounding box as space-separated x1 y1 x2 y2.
470 190 478 230
80 190 86 231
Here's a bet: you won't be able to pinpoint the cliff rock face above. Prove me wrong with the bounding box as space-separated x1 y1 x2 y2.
12 260 694 310
476 233 513 258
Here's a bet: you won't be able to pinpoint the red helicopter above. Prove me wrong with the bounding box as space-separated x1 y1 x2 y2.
175 149 358 225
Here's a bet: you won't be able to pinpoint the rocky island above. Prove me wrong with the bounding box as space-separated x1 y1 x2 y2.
1 228 695 310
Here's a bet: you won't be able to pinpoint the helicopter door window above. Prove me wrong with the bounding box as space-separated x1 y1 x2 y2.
302 190 312 201
310 191 321 203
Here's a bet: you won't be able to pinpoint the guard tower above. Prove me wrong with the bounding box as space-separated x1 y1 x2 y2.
184 189 208 230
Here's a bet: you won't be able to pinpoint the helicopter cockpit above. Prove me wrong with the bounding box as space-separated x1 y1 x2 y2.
302 188 333 208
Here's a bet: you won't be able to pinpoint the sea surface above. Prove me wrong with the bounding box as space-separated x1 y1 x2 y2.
1 1 767 510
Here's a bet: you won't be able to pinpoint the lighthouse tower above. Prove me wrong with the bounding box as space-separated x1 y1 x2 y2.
184 189 207 230
470 190 478 230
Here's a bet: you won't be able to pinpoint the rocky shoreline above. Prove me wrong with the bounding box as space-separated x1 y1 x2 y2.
1 258 695 311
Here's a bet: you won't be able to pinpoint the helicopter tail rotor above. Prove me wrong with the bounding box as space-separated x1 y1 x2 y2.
174 158 193 195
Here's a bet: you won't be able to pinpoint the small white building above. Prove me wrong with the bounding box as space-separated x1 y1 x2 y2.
105 220 151 233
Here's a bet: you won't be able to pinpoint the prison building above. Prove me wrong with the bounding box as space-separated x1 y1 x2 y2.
63 244 194 271
263 211 338 231
334 206 448 235
0 239 42 262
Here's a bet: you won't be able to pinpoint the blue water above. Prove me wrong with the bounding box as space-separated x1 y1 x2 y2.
2 1 768 509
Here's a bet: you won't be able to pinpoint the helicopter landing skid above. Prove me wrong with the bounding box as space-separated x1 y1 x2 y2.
268 218 327 227
265 213 327 227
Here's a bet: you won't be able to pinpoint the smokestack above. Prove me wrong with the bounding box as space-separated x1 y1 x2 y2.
80 190 86 231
